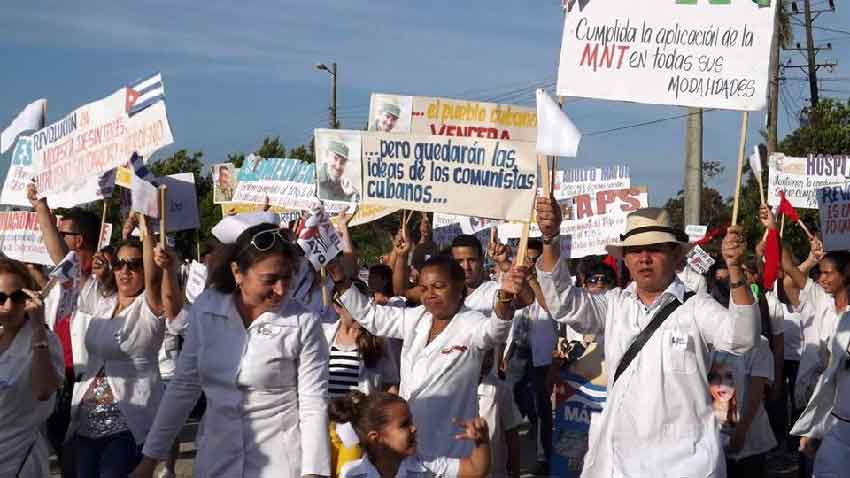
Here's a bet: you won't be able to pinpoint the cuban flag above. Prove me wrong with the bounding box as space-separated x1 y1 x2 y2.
126 73 165 117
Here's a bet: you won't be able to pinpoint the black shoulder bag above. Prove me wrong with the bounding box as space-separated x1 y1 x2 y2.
613 291 696 384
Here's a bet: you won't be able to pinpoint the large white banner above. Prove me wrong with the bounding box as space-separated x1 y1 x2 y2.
31 86 173 196
1 135 114 208
0 212 53 265
557 0 776 111
768 153 850 209
360 131 537 221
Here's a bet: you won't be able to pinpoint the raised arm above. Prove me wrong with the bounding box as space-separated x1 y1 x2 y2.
138 215 164 315
329 260 409 339
533 196 607 335
23 289 62 400
456 418 491 478
27 183 68 264
334 211 358 279
153 244 183 321
390 227 423 303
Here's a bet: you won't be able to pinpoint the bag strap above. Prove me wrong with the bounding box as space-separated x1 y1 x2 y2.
613 291 695 384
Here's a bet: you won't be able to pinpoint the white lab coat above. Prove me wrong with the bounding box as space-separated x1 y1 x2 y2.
142 289 331 478
338 286 511 460
0 320 64 477
537 259 759 478
791 311 850 476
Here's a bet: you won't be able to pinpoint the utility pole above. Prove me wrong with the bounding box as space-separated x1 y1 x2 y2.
786 0 836 114
803 0 819 106
330 62 338 129
767 4 781 153
316 62 338 129
683 108 703 226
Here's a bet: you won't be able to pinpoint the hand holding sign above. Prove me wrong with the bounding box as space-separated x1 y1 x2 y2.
296 204 342 271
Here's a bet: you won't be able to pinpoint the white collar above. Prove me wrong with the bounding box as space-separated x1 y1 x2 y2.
623 276 687 307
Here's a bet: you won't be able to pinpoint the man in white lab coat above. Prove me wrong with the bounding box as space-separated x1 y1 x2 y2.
534 199 761 478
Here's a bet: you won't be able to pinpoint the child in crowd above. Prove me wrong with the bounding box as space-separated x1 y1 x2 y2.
332 391 491 478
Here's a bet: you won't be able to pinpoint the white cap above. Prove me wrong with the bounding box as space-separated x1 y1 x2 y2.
212 212 280 244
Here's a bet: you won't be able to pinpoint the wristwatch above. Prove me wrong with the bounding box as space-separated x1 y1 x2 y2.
496 290 516 304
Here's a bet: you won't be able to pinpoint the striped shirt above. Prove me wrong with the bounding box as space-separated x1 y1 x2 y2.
328 345 362 399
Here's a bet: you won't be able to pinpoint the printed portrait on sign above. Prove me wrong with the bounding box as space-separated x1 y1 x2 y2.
212 163 236 203
369 94 413 133
315 131 362 204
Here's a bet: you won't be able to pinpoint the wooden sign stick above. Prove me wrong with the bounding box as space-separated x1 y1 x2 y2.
158 185 167 243
730 111 749 226
780 214 785 238
98 199 110 251
320 266 329 307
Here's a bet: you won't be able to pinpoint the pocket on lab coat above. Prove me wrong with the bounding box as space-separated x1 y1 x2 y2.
241 324 299 388
661 329 697 374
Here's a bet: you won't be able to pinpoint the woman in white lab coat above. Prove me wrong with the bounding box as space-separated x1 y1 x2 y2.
133 219 331 478
328 254 529 460
0 258 64 477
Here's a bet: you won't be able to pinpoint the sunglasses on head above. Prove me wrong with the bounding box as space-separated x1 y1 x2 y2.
0 290 29 305
93 257 111 268
241 228 286 254
114 258 144 272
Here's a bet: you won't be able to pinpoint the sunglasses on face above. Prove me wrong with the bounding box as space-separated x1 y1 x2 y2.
93 257 111 269
586 275 610 285
0 290 29 305
114 258 144 272
242 228 286 254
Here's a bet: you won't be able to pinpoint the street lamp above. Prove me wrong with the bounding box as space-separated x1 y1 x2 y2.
315 62 337 129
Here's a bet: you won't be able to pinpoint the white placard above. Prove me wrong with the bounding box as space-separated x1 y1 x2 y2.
768 153 850 209
557 0 777 111
0 211 53 265
686 244 715 274
818 185 850 252
685 224 708 243
555 165 630 200
184 260 208 304
297 205 342 270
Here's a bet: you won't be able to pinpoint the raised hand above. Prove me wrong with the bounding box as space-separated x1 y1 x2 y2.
153 244 177 271
758 204 776 229
721 225 746 268
536 196 562 242
453 417 489 446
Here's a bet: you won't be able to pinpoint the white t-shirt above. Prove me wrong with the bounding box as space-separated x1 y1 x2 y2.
764 290 785 337
341 454 459 477
478 375 523 477
0 321 64 477
677 267 707 294
710 336 777 460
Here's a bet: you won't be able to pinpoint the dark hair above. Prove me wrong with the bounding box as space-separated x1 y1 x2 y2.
821 251 850 287
0 258 37 291
60 208 100 251
368 264 393 297
451 234 483 260
329 391 408 457
527 238 543 254
100 239 144 297
207 223 300 293
421 254 466 285
587 262 616 285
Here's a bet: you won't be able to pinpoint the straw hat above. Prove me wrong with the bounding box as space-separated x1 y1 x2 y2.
605 207 691 259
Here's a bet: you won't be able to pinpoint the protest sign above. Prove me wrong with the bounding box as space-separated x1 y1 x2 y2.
315 130 363 206
297 205 342 270
818 185 850 252
555 165 630 200
360 131 537 221
1 135 115 208
686 244 715 274
348 203 397 227
30 84 173 196
560 186 649 258
185 260 208 304
368 93 538 142
130 175 159 218
557 0 776 111
0 211 53 265
97 223 113 251
213 163 237 204
768 153 850 209
154 173 200 232
232 155 320 211
685 224 708 243
433 213 501 236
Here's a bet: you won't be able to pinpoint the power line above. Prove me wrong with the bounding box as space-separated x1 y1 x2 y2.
584 108 717 136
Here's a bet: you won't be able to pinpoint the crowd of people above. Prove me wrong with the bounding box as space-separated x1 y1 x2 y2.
2 185 850 478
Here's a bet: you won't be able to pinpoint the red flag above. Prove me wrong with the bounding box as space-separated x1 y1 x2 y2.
762 228 780 290
778 191 800 222
695 224 729 246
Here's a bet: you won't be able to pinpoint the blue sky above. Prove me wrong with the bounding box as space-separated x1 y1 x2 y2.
1 0 848 207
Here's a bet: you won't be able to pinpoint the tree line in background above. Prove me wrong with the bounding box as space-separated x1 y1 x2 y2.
56 98 850 266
